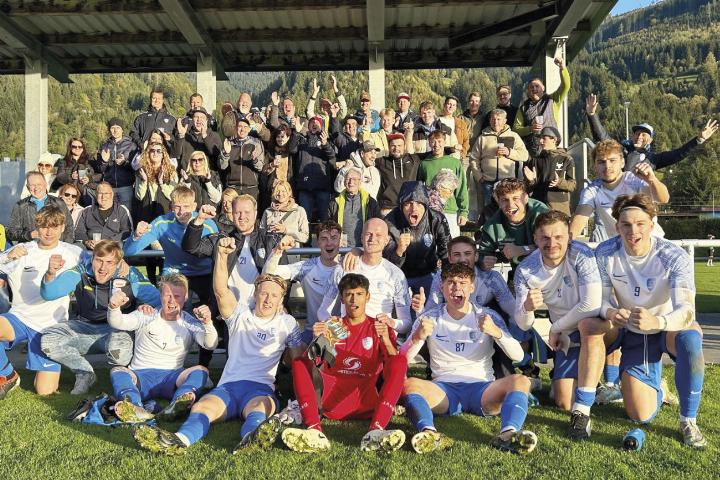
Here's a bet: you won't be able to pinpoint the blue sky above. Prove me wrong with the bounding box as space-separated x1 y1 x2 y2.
611 0 660 15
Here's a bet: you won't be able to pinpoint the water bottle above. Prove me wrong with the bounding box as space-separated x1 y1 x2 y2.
623 428 645 451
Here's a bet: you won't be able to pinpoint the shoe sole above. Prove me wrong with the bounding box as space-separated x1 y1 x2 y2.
281 428 331 453
411 431 452 454
491 430 538 455
158 394 194 422
134 426 187 456
115 401 154 423
0 377 20 401
361 430 406 453
233 416 282 453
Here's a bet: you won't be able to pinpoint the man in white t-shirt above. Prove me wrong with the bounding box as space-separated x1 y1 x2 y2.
134 236 303 455
0 205 82 398
107 273 218 423
319 218 412 334
263 220 341 344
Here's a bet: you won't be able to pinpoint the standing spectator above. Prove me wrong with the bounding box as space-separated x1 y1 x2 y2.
75 182 133 249
332 115 362 163
354 91 380 134
220 92 256 138
179 151 222 209
409 101 452 155
269 91 307 135
130 86 176 149
259 125 294 214
328 168 381 247
417 131 469 237
21 152 57 198
174 107 223 171
394 92 417 133
438 96 470 159
220 118 265 199
334 141 381 199
94 118 138 210
376 133 421 215
58 184 84 227
216 188 239 235
52 138 100 207
460 91 484 148
306 76 347 132
523 126 576 215
483 85 519 130
180 93 218 131
361 108 395 157
8 172 74 243
514 57 570 156
132 128 177 170
259 180 309 245
134 143 179 225
708 234 715 267
290 116 336 223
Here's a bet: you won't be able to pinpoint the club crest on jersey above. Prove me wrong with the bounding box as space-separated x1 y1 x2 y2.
257 247 266 259
362 337 373 350
342 356 362 370
423 233 433 247
646 278 656 291
562 275 572 287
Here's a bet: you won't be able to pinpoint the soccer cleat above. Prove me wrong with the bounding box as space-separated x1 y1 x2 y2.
281 428 332 453
680 419 707 449
233 415 282 453
595 383 623 404
134 425 188 456
157 392 195 422
360 429 406 453
70 371 97 396
276 400 303 426
0 370 20 400
660 378 679 406
567 410 592 441
393 404 407 417
114 400 155 423
66 398 93 422
410 430 453 454
490 430 538 455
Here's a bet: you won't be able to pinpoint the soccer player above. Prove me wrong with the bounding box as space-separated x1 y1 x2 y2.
0 205 82 398
134 236 303 455
400 263 537 454
107 273 217 422
281 273 409 453
263 221 341 344
592 194 706 448
514 211 603 439
319 218 412 334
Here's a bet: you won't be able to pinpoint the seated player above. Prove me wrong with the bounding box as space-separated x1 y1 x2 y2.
591 194 706 448
401 263 537 455
134 236 303 455
0 206 82 398
514 211 603 439
107 272 217 422
40 240 160 395
281 273 409 453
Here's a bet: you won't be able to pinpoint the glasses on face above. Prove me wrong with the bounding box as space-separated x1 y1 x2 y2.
38 164 52 168
71 144 84 150
63 192 78 199
191 158 204 163
149 148 163 154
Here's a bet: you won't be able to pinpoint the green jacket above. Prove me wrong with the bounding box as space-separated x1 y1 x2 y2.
417 155 469 216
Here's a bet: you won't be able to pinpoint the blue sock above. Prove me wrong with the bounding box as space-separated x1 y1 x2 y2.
604 364 620 386
0 344 13 377
110 370 142 405
241 411 266 438
405 393 436 431
674 330 704 419
500 391 528 432
177 412 211 446
575 388 596 408
173 369 208 402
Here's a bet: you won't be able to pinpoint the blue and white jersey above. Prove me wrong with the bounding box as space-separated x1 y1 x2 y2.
595 236 695 334
514 241 601 333
404 304 522 383
577 172 664 241
427 266 515 319
219 303 302 388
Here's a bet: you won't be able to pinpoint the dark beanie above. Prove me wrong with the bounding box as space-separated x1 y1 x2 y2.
107 117 124 129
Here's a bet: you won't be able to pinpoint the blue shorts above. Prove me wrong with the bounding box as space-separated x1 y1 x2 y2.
208 380 278 421
2 313 60 372
553 331 581 380
435 381 492 417
133 368 184 402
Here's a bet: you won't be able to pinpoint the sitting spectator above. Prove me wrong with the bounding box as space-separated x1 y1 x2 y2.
332 115 362 163
362 108 395 157
394 92 417 133
259 125 294 214
438 96 470 159
180 93 218 131
134 142 178 225
328 168 380 247
334 141 381 199
428 168 460 213
130 86 176 149
409 101 452 155
58 184 84 227
94 118 138 210
523 126 576 215
460 91 484 149
52 138 100 207
174 106 222 171
259 180 309 245
269 91 307 134
75 182 133 249
179 151 222 209
306 76 347 131
8 172 74 243
21 152 57 198
216 188 239 235
220 117 265 199
418 131 469 237
376 133 421 215
354 91 380 134
483 85 518 130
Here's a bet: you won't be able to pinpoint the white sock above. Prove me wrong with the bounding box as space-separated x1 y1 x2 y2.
572 403 592 416
175 432 191 446
679 415 696 424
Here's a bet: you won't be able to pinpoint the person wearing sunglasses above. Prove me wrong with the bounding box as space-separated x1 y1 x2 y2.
21 152 58 199
52 138 100 207
58 184 84 227
179 151 222 209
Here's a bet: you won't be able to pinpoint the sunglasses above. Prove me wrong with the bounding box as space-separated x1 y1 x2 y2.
38 163 53 167
149 148 163 154
71 144 84 149
63 192 78 199
191 158 204 162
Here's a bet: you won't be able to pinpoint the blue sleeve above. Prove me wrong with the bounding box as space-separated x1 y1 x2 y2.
123 219 162 256
202 219 218 236
128 267 162 308
41 268 82 300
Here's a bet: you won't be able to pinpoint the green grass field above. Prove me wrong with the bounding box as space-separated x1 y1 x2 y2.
2 365 719 480
695 262 720 313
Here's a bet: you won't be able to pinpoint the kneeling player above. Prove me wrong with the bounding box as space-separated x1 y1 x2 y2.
514 211 603 439
592 194 706 448
401 263 537 454
281 273 409 453
107 273 217 422
135 237 303 455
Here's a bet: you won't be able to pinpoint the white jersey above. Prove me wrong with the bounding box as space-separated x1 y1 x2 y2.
229 243 257 304
219 303 302 388
514 241 602 333
108 309 216 371
405 304 521 383
578 172 664 241
0 241 82 332
595 236 695 334
318 258 412 333
427 266 515 319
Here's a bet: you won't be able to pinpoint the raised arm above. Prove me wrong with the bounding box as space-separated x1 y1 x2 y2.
213 236 238 319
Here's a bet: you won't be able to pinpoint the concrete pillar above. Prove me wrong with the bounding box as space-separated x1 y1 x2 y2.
24 58 48 172
543 38 568 148
368 44 386 110
196 55 217 115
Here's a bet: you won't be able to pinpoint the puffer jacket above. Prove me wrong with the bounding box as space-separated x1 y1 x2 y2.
93 136 138 188
7 195 75 243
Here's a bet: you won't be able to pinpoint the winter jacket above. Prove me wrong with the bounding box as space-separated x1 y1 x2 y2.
334 151 381 199
306 94 348 132
52 158 102 202
219 136 265 192
180 172 223 208
460 109 485 148
7 195 75 243
409 119 453 155
288 132 337 192
173 129 223 172
93 136 138 188
376 153 422 210
328 190 381 247
74 202 133 244
133 171 178 224
394 110 418 133
384 181 451 278
353 108 380 134
468 126 529 183
333 129 362 162
259 203 310 244
360 129 391 158
524 148 576 215
269 104 308 135
130 105 176 148
482 104 519 131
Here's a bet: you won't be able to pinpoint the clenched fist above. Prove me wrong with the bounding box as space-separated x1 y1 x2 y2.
523 288 544 312
47 254 66 276
477 313 501 339
217 236 236 256
193 305 213 324
109 290 130 309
